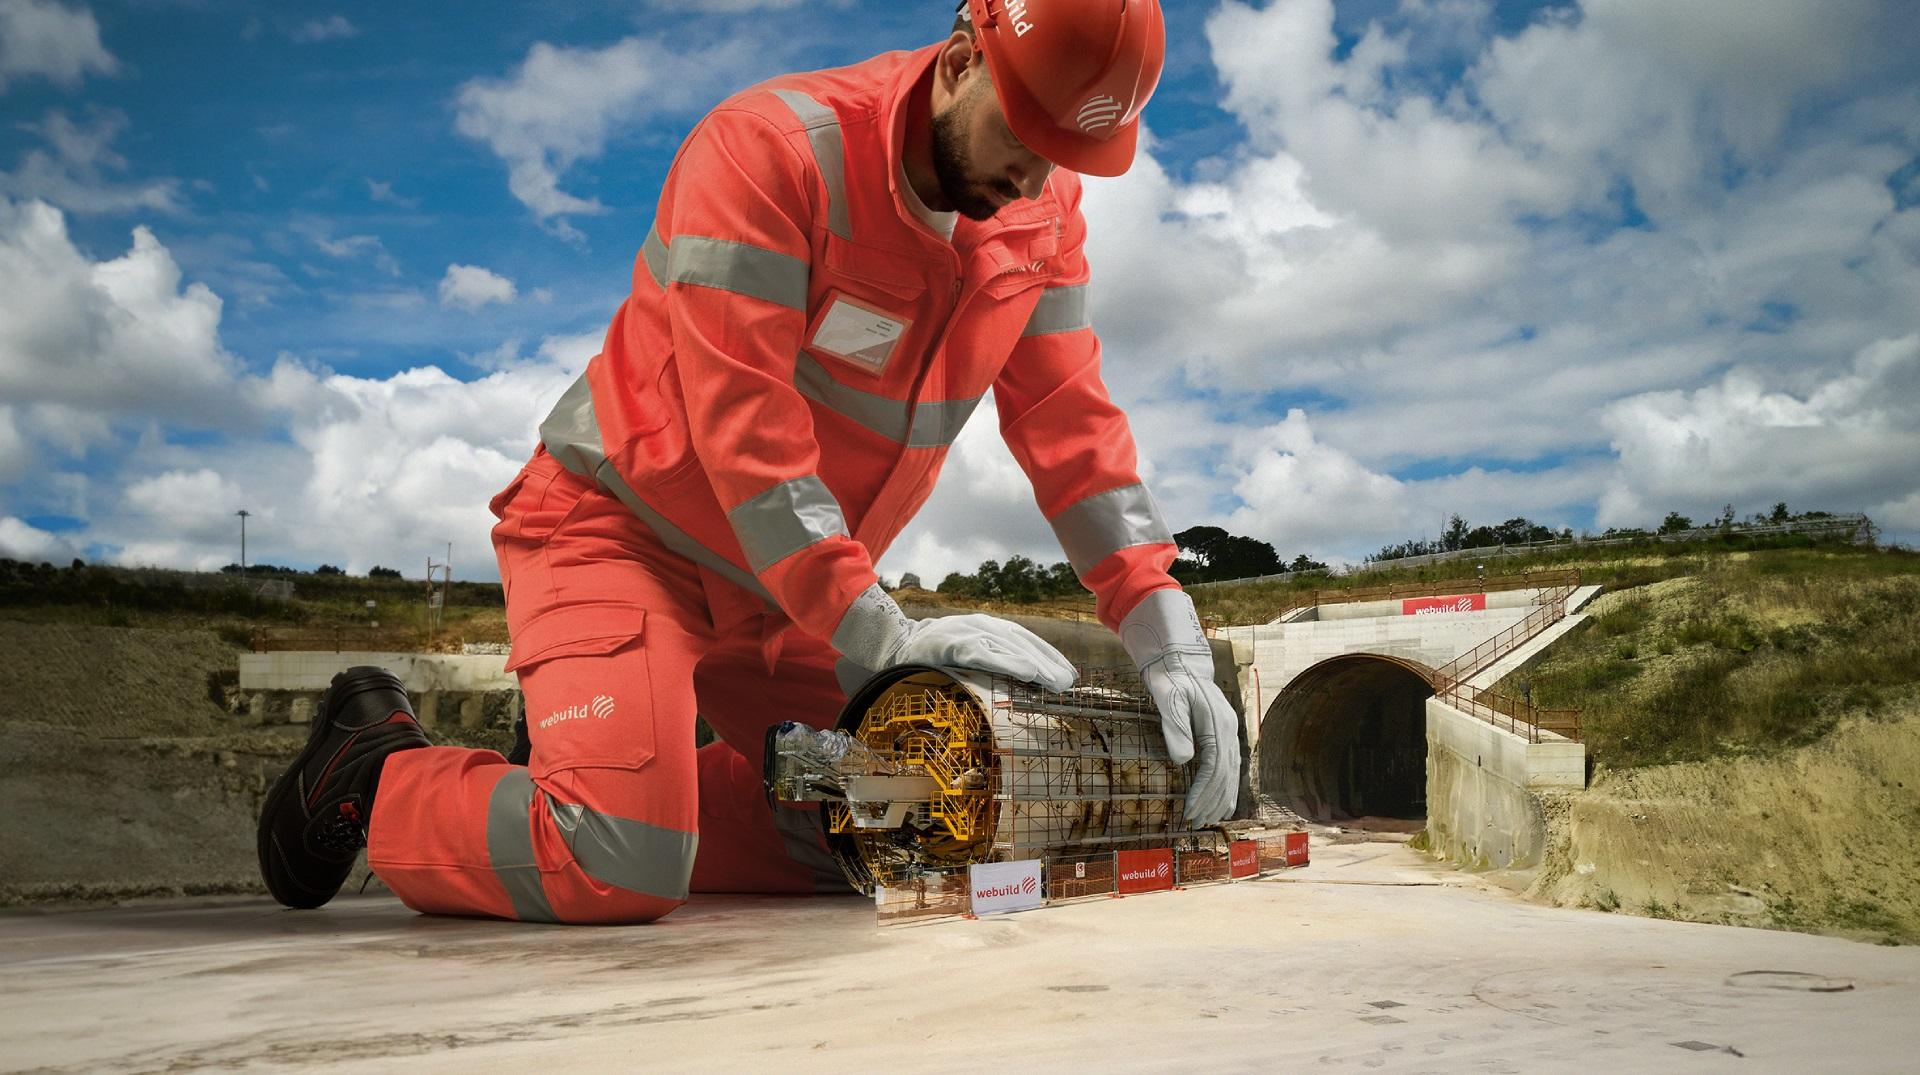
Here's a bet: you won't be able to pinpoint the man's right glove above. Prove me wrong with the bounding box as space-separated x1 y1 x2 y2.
1119 588 1242 825
832 583 1076 691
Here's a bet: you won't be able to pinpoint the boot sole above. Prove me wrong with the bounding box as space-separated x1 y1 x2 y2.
256 667 412 909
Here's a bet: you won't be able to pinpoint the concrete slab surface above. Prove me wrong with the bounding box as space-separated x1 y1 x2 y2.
3 842 1916 1073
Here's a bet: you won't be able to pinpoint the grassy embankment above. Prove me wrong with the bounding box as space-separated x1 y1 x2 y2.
0 558 510 652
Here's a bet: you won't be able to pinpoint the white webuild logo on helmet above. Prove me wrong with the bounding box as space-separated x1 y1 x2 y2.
1004 0 1035 36
1076 94 1125 133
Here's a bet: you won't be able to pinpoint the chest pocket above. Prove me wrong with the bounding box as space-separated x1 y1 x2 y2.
980 228 1064 299
806 237 930 381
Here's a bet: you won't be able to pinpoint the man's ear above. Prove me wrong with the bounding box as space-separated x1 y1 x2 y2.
939 30 977 89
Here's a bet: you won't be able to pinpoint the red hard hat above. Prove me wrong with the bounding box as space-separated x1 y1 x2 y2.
965 0 1166 177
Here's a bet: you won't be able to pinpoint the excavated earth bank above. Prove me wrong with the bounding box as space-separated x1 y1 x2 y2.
1525 705 1920 943
0 621 511 905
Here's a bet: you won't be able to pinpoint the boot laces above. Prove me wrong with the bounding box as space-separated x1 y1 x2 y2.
314 800 368 856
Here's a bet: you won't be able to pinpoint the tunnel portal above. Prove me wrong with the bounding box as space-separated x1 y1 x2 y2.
1260 654 1435 823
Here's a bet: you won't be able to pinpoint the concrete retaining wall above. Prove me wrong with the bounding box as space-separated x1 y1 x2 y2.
1424 697 1584 870
239 651 516 693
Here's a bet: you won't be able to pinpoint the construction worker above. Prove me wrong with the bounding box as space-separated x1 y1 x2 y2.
258 0 1241 923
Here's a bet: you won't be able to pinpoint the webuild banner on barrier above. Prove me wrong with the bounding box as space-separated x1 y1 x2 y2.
1285 830 1310 867
1403 593 1487 615
968 859 1043 915
1229 840 1260 878
1116 849 1175 895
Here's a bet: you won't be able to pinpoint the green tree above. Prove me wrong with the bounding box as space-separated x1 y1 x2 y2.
1173 525 1229 568
1658 512 1693 534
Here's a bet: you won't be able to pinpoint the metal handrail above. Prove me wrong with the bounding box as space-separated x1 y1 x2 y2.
1426 578 1584 743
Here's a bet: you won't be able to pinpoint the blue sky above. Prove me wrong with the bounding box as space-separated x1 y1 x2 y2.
2 0 1917 581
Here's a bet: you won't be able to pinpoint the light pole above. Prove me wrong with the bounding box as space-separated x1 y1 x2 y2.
236 510 250 577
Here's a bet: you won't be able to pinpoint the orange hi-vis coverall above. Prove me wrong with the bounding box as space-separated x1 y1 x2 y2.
365 43 1180 924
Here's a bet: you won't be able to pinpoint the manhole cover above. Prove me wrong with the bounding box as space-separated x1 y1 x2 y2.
1725 970 1855 993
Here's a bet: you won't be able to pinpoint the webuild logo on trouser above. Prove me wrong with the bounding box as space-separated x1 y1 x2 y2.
539 694 615 731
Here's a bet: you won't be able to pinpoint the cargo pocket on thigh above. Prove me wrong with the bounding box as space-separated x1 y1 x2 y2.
507 602 656 777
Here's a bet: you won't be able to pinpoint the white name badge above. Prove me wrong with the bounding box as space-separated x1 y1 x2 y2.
808 292 910 375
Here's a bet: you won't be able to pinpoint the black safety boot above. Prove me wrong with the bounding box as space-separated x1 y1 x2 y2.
256 665 430 908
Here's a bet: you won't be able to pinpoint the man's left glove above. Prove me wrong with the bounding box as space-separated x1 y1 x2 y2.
1119 589 1242 825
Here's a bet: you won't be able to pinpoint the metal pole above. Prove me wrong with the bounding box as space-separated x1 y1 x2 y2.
235 510 250 577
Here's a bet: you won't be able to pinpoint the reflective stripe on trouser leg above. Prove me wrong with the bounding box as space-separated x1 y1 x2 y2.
366 746 548 922
486 772 699 919
486 768 557 923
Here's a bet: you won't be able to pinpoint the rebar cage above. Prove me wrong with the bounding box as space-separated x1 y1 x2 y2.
817 665 1213 894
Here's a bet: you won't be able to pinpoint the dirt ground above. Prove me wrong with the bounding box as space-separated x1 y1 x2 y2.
1526 705 1920 944
6 840 1918 1073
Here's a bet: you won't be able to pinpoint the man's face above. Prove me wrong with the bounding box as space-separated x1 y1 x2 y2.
930 65 1055 221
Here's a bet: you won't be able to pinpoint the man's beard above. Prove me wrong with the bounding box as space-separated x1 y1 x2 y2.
931 93 1021 221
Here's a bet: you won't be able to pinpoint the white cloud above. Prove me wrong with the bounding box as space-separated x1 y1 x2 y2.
0 198 240 424
365 178 418 208
438 263 517 310
0 0 115 91
122 467 243 543
295 222 399 276
0 199 587 577
1224 410 1412 554
0 110 181 214
0 405 26 481
290 15 357 43
0 515 76 562
1597 336 1920 529
453 34 751 235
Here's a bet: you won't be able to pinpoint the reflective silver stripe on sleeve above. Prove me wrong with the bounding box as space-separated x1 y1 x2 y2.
907 396 983 448
549 800 698 902
727 474 848 573
538 372 606 483
770 89 851 241
539 371 776 604
486 769 558 923
1022 284 1090 337
793 353 981 448
1049 482 1175 576
640 222 668 287
663 234 808 309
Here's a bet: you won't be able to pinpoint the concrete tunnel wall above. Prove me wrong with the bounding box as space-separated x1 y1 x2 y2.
1259 654 1435 823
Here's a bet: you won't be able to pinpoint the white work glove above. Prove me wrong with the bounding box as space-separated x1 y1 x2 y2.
832 584 1076 690
1119 589 1241 825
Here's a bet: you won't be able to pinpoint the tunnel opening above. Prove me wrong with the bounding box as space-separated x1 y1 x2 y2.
1259 655 1434 825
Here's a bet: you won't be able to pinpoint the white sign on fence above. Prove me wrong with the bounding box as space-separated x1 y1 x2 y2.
968 859 1044 916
